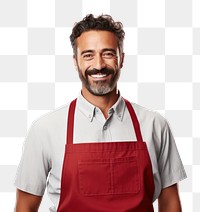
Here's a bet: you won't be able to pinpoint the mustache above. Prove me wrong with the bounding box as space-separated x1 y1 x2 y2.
85 68 114 76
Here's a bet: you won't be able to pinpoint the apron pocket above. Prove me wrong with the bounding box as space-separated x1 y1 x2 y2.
112 157 140 194
78 159 112 196
78 157 140 196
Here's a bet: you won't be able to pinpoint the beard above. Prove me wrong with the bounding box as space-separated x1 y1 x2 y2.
77 66 120 96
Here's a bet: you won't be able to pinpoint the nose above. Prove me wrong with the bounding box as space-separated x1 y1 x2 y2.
93 54 106 70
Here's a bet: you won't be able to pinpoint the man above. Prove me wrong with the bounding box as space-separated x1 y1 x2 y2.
15 14 186 212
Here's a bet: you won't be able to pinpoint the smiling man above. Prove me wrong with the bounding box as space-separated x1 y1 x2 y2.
76 30 122 98
15 14 186 212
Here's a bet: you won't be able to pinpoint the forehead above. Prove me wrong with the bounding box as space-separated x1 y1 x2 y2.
76 30 118 52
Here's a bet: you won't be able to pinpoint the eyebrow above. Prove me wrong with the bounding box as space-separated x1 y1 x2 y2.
81 50 94 55
81 48 117 55
102 48 117 54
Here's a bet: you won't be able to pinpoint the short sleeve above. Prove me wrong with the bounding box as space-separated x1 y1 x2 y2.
158 121 187 188
14 121 51 196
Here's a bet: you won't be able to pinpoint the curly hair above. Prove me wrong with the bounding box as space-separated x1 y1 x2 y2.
70 14 125 56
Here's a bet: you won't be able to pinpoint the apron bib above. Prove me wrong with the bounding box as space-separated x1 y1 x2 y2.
57 99 154 212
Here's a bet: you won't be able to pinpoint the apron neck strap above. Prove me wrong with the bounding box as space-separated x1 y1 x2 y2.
67 99 77 145
123 98 143 142
67 98 143 144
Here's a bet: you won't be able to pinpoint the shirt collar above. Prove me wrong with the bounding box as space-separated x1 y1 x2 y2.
76 92 126 122
111 95 126 121
77 93 96 122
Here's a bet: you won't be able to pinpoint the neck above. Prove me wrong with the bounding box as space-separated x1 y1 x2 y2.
81 87 119 118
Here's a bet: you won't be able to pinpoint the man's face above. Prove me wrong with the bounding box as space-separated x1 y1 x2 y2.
74 30 124 96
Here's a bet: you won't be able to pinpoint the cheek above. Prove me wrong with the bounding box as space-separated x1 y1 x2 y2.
79 59 93 70
110 58 120 70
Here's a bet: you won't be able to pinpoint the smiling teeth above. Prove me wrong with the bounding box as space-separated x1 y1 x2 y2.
91 74 107 78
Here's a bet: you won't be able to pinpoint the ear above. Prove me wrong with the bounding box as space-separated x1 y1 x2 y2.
73 55 78 71
119 53 125 69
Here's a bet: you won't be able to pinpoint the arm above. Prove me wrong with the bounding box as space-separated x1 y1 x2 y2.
15 189 42 212
158 184 182 212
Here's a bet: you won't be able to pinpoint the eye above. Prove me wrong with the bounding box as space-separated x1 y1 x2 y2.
83 53 94 60
102 51 116 59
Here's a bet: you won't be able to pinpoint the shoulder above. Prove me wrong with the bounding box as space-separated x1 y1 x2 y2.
130 102 169 131
30 103 70 133
127 101 174 147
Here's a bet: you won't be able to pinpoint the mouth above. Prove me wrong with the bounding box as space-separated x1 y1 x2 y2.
88 73 112 82
90 73 108 79
85 68 114 81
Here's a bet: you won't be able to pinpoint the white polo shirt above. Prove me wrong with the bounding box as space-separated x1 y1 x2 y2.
15 93 186 211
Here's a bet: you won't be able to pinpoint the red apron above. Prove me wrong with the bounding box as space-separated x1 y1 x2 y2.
57 99 154 212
